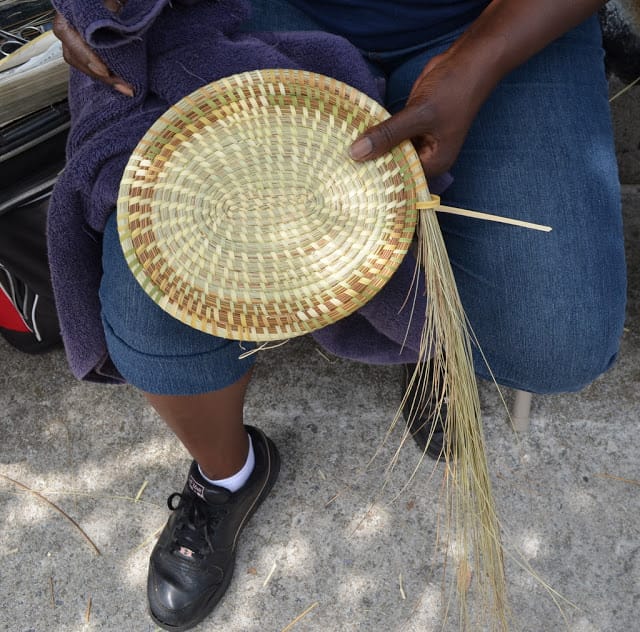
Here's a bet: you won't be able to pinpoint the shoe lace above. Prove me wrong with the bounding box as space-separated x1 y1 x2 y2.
167 492 228 559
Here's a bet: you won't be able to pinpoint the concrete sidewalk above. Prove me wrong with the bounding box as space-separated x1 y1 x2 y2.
1 81 639 632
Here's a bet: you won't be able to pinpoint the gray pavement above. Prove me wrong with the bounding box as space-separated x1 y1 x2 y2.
1 87 639 631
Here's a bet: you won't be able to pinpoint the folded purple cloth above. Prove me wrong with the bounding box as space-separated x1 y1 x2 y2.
48 0 450 382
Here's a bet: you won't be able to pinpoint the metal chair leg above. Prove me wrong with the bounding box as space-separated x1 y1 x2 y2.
511 389 532 432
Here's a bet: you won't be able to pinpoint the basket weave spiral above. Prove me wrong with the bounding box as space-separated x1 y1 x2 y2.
117 68 430 341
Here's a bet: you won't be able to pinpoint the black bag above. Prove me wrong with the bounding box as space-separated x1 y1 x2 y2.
0 2 68 354
0 103 69 354
0 194 62 353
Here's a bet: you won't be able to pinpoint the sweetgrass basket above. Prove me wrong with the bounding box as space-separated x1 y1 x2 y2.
117 68 430 341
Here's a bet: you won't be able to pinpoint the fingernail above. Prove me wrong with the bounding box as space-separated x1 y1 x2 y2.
87 62 109 78
114 83 134 97
349 137 373 160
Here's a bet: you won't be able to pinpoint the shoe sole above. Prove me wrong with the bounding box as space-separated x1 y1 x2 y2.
149 429 281 631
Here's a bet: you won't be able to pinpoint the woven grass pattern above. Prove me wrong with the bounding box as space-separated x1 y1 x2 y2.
117 69 423 341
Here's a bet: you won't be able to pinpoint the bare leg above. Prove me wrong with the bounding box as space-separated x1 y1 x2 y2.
144 368 253 479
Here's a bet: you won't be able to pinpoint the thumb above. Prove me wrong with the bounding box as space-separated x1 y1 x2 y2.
348 104 428 162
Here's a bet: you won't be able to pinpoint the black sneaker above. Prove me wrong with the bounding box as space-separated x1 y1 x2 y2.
147 425 280 631
401 362 449 460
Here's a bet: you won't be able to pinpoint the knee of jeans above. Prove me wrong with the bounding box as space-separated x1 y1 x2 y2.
475 310 623 395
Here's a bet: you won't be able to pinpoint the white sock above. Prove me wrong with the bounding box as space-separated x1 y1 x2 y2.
198 434 255 493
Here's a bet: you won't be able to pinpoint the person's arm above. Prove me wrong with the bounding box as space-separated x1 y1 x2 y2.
349 0 608 177
53 0 135 96
52 0 203 96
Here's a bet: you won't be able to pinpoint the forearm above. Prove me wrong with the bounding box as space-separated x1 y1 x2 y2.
447 0 607 104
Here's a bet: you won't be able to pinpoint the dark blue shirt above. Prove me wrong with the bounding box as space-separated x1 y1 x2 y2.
287 0 489 51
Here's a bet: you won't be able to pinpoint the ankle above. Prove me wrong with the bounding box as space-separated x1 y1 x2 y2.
198 434 255 492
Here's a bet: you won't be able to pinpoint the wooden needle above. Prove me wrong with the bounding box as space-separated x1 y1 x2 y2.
416 197 552 232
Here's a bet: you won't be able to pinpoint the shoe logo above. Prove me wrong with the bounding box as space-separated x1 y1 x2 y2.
188 474 206 500
178 546 195 559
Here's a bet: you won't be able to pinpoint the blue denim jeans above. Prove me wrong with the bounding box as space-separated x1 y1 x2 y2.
100 1 626 395
244 1 627 393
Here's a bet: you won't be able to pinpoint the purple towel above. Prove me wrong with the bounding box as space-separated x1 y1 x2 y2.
48 0 450 382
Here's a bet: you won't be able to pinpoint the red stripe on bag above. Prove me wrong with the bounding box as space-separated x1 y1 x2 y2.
0 285 31 333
